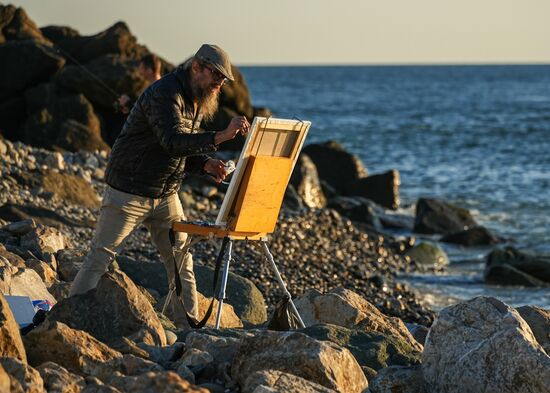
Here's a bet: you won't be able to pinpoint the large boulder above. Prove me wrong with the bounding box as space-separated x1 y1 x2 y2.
422 296 550 393
0 5 47 44
345 170 400 210
232 330 368 393
48 270 167 347
295 288 422 351
0 40 65 95
24 320 122 376
243 369 337 393
36 362 86 393
327 196 382 229
21 83 108 152
301 323 421 372
54 21 148 64
117 257 267 325
0 357 45 393
484 264 548 287
53 54 147 110
414 198 477 235
0 292 27 362
40 25 80 44
516 305 550 354
289 154 327 209
485 247 550 285
302 141 368 193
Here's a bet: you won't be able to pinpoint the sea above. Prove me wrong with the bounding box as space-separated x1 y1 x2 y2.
240 64 550 311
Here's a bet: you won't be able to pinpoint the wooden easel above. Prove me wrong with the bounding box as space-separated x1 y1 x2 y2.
165 117 311 329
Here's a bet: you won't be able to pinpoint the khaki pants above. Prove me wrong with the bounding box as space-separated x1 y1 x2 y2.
70 186 198 327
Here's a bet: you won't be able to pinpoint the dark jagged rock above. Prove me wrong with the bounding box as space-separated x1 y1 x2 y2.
345 170 400 210
414 197 477 235
441 226 504 246
0 5 46 44
40 25 80 44
0 95 26 138
0 40 65 95
302 141 367 193
485 247 550 285
282 184 304 211
290 154 327 209
53 54 146 110
54 21 148 64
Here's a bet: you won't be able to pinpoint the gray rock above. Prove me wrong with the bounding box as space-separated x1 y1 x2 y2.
422 296 550 393
368 365 427 393
2 219 36 236
405 242 449 266
20 225 67 258
48 270 166 347
0 292 27 362
516 305 550 354
8 268 57 303
232 330 368 393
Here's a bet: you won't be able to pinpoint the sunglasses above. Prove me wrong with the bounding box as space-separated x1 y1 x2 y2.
202 63 228 83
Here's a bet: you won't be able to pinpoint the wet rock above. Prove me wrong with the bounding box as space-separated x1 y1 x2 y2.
295 288 422 351
36 362 86 393
422 296 550 393
0 293 27 361
327 196 382 229
20 225 67 258
243 369 337 393
232 330 368 393
302 141 367 193
414 198 477 235
484 264 547 287
345 170 400 210
441 225 504 246
485 247 550 284
0 38 64 97
290 154 327 209
301 323 421 372
0 357 45 393
24 320 122 376
405 242 449 266
368 365 426 393
516 305 550 354
48 270 167 347
8 268 57 303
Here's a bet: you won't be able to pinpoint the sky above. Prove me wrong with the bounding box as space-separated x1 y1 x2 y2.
8 0 550 66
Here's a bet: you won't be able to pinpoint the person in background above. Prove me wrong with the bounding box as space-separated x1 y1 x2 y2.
117 53 163 114
70 44 250 329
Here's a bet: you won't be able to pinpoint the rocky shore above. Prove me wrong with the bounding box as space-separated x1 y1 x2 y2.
1 4 549 393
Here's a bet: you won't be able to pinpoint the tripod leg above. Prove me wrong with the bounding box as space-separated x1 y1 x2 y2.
260 240 306 329
161 234 195 315
215 239 233 329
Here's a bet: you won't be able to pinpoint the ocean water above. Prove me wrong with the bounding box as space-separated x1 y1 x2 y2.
240 65 550 310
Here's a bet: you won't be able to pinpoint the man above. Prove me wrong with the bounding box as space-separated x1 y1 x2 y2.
70 44 250 328
118 54 163 114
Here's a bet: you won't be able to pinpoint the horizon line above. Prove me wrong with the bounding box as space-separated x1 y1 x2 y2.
236 61 550 68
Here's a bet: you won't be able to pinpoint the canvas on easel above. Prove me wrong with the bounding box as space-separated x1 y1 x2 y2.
216 117 311 235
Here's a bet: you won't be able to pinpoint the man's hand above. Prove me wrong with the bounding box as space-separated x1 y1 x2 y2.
203 159 227 183
117 94 131 114
214 116 250 145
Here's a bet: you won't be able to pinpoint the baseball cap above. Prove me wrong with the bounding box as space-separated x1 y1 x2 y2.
194 44 234 81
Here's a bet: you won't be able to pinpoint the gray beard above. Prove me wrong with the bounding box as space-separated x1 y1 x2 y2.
192 83 220 123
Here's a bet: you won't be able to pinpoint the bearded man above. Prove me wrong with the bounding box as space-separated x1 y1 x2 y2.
70 44 250 329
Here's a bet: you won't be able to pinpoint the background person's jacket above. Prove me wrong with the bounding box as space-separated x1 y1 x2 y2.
105 64 218 198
